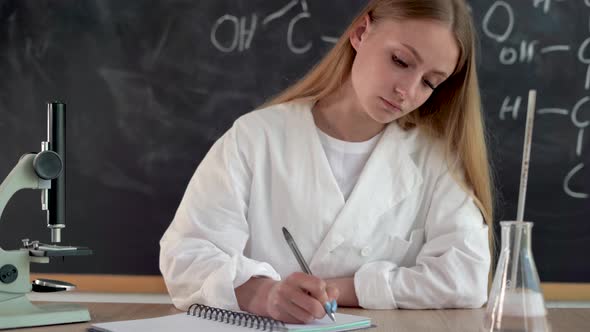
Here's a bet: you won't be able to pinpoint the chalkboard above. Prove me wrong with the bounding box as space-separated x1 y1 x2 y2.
0 0 588 283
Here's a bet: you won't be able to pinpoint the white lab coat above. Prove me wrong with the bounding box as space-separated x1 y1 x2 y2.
159 101 490 311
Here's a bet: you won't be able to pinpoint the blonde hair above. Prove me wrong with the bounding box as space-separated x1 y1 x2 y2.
261 0 494 243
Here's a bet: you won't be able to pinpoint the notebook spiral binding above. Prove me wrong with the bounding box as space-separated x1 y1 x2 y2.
187 303 287 331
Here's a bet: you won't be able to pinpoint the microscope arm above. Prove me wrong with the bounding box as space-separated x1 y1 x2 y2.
0 153 61 226
0 154 89 329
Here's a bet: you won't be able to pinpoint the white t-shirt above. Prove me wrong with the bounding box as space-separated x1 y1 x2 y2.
316 128 383 201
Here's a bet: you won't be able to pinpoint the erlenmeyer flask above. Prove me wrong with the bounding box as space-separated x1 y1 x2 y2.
484 221 551 332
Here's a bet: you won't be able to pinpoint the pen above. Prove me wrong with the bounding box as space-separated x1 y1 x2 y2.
282 227 337 322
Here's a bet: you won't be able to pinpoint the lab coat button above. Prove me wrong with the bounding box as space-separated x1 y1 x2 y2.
360 247 371 257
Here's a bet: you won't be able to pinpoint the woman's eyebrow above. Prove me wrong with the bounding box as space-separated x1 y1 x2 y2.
401 42 449 78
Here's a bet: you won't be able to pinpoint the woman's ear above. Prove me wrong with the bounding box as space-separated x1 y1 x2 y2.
350 14 372 51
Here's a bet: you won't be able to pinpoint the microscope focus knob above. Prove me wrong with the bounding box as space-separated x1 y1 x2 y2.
0 264 18 284
33 150 63 180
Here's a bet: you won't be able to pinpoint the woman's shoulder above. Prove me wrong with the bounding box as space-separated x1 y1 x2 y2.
234 100 312 131
225 99 313 149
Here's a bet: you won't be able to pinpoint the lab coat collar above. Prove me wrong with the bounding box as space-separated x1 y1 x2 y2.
297 101 424 265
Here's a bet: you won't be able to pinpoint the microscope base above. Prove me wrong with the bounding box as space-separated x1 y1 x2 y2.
0 294 90 329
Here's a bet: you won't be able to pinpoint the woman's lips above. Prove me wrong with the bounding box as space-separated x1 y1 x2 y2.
380 97 402 113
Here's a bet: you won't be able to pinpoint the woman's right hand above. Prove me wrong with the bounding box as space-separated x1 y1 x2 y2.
236 272 339 324
265 272 339 323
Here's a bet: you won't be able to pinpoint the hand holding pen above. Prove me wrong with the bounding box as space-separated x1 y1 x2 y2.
282 227 338 322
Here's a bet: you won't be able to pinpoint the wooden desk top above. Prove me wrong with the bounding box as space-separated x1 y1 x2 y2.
5 303 590 332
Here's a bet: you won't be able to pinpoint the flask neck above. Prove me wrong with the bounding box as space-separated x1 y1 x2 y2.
500 221 533 251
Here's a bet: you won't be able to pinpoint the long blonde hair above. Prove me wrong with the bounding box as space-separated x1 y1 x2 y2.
261 0 494 240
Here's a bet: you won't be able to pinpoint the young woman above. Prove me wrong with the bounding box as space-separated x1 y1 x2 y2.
160 0 494 324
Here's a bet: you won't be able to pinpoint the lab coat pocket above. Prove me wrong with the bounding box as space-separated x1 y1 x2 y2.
398 228 425 267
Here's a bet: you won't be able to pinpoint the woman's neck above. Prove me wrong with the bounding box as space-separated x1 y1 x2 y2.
312 79 385 142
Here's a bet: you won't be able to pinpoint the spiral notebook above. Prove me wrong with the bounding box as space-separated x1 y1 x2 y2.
88 303 372 332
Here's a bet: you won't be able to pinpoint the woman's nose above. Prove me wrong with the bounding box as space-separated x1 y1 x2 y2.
394 87 405 100
394 75 420 102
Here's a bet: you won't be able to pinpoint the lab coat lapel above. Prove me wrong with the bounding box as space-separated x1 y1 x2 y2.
282 102 345 252
309 122 423 266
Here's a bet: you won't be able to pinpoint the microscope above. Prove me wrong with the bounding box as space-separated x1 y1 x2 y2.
0 102 92 329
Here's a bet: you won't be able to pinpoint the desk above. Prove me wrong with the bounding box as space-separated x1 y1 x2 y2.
4 303 590 332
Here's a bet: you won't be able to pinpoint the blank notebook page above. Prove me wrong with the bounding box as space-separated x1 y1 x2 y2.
88 312 372 332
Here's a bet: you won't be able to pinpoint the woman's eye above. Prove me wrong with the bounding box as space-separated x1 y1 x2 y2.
423 79 435 90
392 55 408 68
